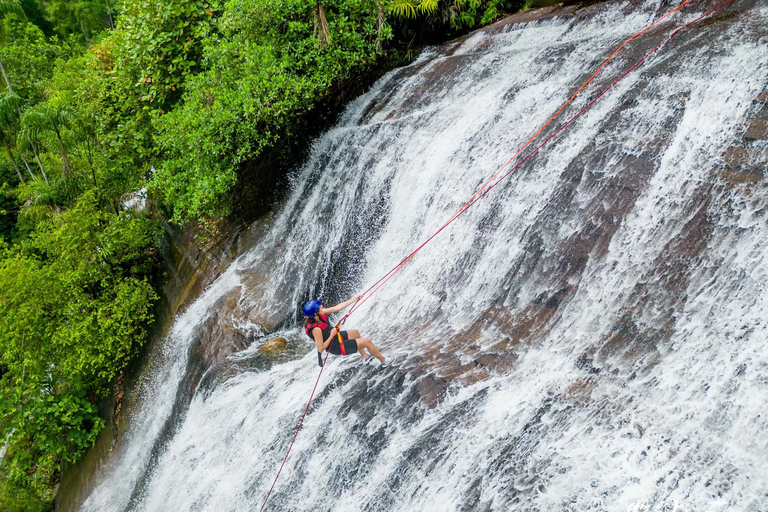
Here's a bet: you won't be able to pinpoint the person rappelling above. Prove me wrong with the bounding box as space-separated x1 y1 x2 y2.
302 297 391 367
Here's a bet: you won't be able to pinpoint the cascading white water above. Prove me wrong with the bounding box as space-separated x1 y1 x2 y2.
79 1 768 510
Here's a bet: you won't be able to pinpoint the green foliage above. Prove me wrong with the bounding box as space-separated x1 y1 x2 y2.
387 0 417 18
0 191 159 503
19 0 52 36
0 465 50 512
102 0 219 110
0 178 18 240
385 0 523 29
42 0 114 43
16 176 56 221
0 0 25 18
0 370 104 506
0 15 64 104
21 94 75 177
1 191 159 384
151 0 385 222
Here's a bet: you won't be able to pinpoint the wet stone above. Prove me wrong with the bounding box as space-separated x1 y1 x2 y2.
744 119 768 140
723 146 768 169
474 351 518 373
714 167 764 187
197 335 311 398
593 323 661 377
193 290 250 371
752 104 768 121
416 374 450 408
259 337 288 355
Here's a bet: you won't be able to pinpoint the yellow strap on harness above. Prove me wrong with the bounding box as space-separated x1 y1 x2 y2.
335 323 346 355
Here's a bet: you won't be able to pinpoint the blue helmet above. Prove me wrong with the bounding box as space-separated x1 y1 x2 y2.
302 299 322 317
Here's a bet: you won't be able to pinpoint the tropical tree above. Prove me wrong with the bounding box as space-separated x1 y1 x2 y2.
0 0 25 105
16 124 48 184
15 175 60 222
0 92 24 182
313 2 330 49
376 0 385 51
21 99 73 178
0 127 23 183
386 0 521 28
0 91 38 182
43 0 114 43
0 6 56 186
0 129 22 183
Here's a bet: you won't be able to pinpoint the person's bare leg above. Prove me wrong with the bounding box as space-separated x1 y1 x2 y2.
357 339 384 362
347 330 369 359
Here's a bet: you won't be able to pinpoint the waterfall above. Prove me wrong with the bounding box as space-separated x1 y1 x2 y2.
79 1 768 510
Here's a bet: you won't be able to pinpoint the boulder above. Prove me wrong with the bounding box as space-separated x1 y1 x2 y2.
259 337 288 356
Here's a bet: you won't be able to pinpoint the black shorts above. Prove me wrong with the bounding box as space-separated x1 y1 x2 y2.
329 331 358 355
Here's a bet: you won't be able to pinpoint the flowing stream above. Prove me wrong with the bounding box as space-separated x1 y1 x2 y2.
79 1 768 510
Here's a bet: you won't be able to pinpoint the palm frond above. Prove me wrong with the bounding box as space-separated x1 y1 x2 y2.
56 109 73 126
0 0 24 17
21 101 72 132
0 92 20 125
16 175 60 222
386 0 418 19
417 0 439 16
20 109 49 131
16 125 40 153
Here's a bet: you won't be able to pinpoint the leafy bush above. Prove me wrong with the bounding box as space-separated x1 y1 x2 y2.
0 15 67 107
0 371 104 507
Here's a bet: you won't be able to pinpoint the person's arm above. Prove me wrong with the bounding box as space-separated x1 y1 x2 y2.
319 295 363 315
312 327 336 352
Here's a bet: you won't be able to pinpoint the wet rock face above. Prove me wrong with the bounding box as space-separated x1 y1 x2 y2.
364 0 768 397
183 290 252 398
195 292 250 366
717 89 768 188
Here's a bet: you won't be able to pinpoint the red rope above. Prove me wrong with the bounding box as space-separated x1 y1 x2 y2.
258 348 331 512
341 0 735 323
340 0 692 318
259 0 736 508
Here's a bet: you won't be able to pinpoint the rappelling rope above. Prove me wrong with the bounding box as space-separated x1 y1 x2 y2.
338 0 697 323
259 348 331 512
259 1 736 509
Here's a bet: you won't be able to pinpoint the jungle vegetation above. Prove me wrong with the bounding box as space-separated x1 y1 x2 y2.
0 0 525 508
